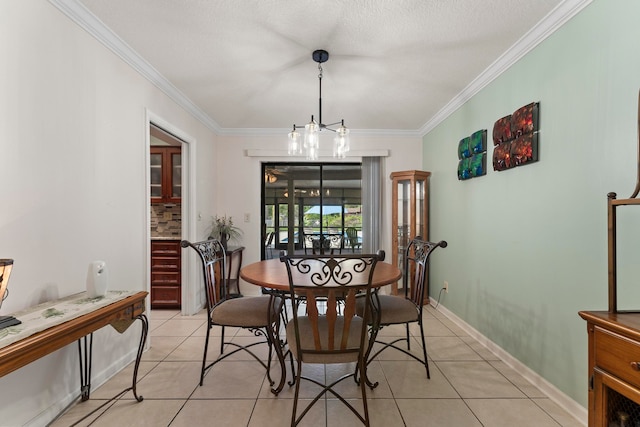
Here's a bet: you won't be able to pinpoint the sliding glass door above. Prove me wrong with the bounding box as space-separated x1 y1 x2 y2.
262 163 362 259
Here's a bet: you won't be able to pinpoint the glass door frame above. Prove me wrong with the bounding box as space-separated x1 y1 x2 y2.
261 162 362 259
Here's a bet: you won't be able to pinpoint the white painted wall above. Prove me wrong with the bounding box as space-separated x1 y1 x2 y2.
0 2 216 425
0 2 421 424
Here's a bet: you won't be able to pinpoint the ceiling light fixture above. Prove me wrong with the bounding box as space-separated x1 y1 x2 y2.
264 170 278 183
288 50 350 160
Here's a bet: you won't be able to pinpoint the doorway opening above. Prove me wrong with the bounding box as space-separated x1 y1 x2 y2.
149 123 183 311
262 163 362 259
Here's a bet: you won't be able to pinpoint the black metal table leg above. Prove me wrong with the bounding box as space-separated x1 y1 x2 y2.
69 313 149 427
78 333 93 401
267 295 286 395
126 313 148 402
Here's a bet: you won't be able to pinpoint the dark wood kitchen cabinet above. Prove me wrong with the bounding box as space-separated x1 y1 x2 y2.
150 147 181 204
151 240 181 309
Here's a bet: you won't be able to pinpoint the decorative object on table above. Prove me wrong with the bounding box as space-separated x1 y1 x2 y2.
287 49 350 160
209 215 242 249
0 259 20 330
492 102 540 171
86 260 108 298
457 129 487 180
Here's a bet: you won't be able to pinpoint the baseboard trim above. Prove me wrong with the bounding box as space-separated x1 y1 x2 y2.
25 348 139 427
432 302 587 426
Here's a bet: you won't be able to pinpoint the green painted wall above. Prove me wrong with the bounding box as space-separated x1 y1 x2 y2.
422 0 640 406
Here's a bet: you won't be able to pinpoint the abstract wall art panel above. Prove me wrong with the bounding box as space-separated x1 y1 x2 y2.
470 130 487 154
492 116 512 144
492 102 540 172
457 129 487 180
492 141 512 171
458 157 472 180
511 132 538 166
511 102 539 137
458 137 471 160
469 153 486 177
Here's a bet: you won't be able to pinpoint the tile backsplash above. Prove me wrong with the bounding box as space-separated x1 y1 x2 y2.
151 204 181 238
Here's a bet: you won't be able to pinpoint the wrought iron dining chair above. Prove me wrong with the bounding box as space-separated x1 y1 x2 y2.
280 252 383 427
323 234 344 254
302 233 315 255
181 239 285 393
358 238 447 379
304 233 343 255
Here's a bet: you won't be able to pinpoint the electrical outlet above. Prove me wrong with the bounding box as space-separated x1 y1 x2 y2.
244 213 250 223
444 281 449 293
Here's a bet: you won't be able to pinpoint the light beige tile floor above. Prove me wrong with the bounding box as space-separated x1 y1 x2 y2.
51 305 584 427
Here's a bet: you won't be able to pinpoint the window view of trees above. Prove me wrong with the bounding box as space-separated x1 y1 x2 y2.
262 163 362 258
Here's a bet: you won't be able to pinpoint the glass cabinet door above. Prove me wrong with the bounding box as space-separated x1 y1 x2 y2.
150 153 163 199
390 170 431 302
150 147 181 203
171 152 182 199
150 124 182 203
416 177 426 239
396 179 410 284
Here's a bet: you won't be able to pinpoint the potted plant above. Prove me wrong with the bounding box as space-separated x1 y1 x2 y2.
209 215 242 249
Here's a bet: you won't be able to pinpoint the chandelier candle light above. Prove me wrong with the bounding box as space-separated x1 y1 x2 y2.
288 50 350 160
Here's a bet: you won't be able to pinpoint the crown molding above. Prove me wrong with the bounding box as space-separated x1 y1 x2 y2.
49 0 591 139
418 0 593 136
48 0 222 133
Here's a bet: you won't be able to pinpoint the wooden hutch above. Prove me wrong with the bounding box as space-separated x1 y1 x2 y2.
579 92 640 426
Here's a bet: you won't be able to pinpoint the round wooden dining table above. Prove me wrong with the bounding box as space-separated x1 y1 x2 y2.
240 257 402 394
240 258 402 291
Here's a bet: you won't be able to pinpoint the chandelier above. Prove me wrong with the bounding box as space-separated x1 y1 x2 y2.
287 50 350 160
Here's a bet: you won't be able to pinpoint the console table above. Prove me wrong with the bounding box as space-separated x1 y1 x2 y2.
0 290 148 422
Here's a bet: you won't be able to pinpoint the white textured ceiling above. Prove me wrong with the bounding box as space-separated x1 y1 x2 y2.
75 0 572 134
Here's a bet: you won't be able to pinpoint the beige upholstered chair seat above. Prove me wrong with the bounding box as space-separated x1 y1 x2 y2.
211 295 281 327
359 239 447 381
286 316 368 364
181 238 284 393
357 294 419 324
